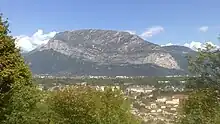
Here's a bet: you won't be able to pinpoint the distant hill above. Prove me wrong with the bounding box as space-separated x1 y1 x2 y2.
23 29 195 76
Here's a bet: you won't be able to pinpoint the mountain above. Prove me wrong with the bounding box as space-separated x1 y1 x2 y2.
24 29 194 76
162 45 197 72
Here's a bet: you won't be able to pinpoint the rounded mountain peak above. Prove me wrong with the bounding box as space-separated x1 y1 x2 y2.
50 29 152 46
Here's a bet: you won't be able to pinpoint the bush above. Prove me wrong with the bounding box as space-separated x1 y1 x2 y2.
47 86 140 124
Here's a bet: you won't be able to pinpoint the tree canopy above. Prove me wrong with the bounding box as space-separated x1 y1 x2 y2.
178 43 220 124
0 13 44 124
48 86 141 124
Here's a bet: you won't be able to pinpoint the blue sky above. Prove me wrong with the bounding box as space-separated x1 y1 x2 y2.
1 0 220 51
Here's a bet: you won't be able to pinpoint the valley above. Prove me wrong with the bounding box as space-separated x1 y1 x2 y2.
34 76 190 124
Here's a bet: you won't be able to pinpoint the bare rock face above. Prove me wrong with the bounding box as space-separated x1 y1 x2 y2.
36 29 180 70
143 52 180 69
23 29 196 76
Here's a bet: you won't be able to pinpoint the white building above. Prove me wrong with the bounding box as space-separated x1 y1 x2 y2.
156 97 167 103
166 99 179 105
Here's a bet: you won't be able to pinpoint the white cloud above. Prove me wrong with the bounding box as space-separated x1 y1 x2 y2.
161 42 177 47
184 41 219 51
140 26 164 39
161 41 219 51
124 30 136 35
15 29 57 52
199 26 209 32
184 41 203 50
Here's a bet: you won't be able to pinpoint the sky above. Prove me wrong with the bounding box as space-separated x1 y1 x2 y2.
1 0 220 51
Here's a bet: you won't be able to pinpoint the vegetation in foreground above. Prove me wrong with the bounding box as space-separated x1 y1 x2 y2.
177 44 220 124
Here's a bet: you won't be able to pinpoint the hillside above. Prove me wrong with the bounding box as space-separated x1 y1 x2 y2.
162 45 197 72
24 29 195 76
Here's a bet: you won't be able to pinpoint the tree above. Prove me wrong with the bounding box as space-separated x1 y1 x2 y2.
0 13 32 93
187 43 220 89
0 14 44 123
178 43 220 124
178 88 220 124
48 86 141 124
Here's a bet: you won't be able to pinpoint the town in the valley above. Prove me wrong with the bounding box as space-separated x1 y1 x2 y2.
35 74 190 124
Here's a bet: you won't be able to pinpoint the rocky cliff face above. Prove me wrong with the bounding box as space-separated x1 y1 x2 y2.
24 29 193 76
143 52 180 69
36 29 179 69
162 45 197 72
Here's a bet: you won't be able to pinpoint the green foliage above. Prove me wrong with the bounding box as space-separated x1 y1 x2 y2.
0 14 32 93
178 88 220 124
0 14 45 123
179 43 220 124
2 86 47 124
187 43 220 89
48 86 141 124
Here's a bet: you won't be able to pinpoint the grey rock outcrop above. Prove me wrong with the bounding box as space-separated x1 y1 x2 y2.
37 29 180 69
24 29 194 76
